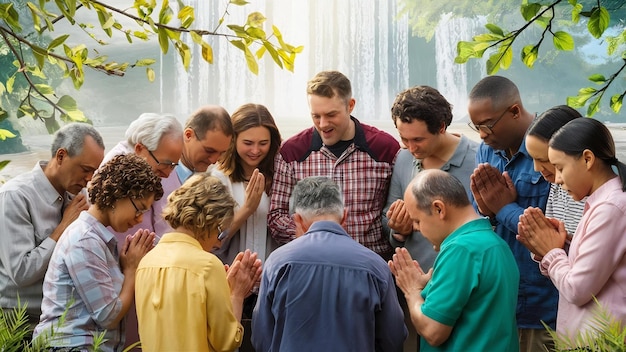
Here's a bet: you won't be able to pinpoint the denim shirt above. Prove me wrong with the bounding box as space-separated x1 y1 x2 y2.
473 139 558 329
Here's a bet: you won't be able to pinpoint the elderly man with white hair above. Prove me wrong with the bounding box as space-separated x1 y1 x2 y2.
98 112 183 350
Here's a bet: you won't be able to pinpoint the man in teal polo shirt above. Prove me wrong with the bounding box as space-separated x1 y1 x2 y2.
389 169 519 351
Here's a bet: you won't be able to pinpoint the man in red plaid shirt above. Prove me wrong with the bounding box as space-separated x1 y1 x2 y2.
268 70 400 259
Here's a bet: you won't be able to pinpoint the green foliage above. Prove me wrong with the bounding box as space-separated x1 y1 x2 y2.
0 0 302 132
453 0 626 117
544 298 626 351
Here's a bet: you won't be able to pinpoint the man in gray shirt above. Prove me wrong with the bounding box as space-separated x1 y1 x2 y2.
0 123 105 327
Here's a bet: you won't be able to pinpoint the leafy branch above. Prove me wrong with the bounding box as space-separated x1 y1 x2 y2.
0 0 303 132
455 0 624 116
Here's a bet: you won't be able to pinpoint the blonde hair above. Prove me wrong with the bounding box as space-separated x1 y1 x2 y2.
163 174 235 239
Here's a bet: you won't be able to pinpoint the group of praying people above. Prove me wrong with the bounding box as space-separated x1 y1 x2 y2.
0 70 625 352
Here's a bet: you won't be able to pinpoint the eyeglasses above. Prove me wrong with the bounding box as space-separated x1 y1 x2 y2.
468 105 512 135
146 148 179 170
129 198 150 218
217 225 229 241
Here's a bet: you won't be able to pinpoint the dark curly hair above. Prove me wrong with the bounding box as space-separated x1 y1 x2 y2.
391 86 453 134
90 154 163 209
163 174 235 239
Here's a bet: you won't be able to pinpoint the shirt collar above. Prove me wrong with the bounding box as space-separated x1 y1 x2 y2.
443 134 469 170
305 220 350 238
81 211 119 256
33 161 67 205
310 116 368 152
584 176 621 212
157 232 204 249
175 162 194 183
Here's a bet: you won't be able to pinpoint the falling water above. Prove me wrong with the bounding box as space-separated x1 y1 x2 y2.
435 13 486 120
162 0 409 120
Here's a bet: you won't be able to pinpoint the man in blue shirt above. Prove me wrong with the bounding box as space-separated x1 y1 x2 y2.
252 176 406 352
467 76 556 352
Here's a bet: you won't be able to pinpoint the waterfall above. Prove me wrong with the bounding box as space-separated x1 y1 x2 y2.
162 0 410 121
435 13 486 121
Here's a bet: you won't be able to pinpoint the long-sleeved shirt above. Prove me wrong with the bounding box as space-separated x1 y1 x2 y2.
473 139 557 329
383 134 478 270
545 183 586 237
252 221 407 352
135 232 244 352
99 141 173 246
540 176 626 340
0 161 68 317
268 117 399 256
33 211 125 351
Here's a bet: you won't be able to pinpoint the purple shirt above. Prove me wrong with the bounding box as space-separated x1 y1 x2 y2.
540 176 626 339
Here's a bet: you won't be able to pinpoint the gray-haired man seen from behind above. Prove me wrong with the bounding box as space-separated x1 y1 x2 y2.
0 123 105 328
252 176 407 352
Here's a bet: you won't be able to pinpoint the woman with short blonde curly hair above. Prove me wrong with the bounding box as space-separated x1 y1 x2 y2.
136 173 262 351
33 154 162 351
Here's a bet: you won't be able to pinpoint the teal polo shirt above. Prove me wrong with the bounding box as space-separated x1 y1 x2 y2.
421 218 520 352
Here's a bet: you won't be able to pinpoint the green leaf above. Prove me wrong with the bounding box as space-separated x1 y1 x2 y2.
147 67 155 82
201 42 213 64
190 30 203 44
178 6 194 28
35 84 54 95
6 75 15 94
0 3 22 31
27 2 41 32
0 160 10 171
552 31 574 51
174 42 191 70
610 93 624 113
247 12 266 28
0 128 16 140
587 96 601 116
57 95 78 111
47 34 70 50
0 82 5 95
63 109 87 122
486 54 501 75
230 0 249 5
521 2 542 21
133 31 149 40
246 27 266 40
588 74 606 84
485 23 504 37
521 44 539 67
261 41 282 68
159 4 174 25
158 28 169 54
473 33 502 42
588 7 610 39
135 58 156 67
44 117 61 133
571 3 583 23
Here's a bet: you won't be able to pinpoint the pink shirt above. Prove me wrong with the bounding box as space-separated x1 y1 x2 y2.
540 176 626 339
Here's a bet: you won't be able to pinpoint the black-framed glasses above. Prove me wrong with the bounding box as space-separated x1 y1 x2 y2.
146 148 179 170
468 105 512 135
129 198 150 218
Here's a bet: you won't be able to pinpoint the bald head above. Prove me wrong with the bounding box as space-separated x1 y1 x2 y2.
407 169 470 214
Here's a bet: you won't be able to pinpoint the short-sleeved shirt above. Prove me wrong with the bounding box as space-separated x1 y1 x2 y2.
135 232 244 352
420 218 519 352
33 211 124 351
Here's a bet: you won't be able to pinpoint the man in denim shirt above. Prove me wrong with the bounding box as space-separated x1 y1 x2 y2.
467 76 556 352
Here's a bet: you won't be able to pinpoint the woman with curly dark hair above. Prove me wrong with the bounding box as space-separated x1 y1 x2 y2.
33 154 163 351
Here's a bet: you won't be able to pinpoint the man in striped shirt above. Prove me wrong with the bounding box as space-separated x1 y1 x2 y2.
268 70 400 259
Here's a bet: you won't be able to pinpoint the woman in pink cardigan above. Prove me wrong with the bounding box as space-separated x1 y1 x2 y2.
518 118 626 346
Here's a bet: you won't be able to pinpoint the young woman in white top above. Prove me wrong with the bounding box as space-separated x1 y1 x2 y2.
210 103 282 265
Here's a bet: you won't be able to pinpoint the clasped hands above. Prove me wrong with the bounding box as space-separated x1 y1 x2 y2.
517 207 568 259
470 163 517 218
226 249 263 298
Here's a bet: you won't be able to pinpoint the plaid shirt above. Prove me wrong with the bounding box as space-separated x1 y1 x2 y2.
268 117 399 255
33 212 124 351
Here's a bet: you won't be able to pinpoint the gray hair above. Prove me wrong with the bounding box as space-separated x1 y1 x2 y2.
289 176 344 220
125 113 183 151
409 170 470 214
51 123 104 157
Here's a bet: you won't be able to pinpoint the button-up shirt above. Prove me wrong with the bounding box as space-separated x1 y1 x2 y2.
0 161 68 316
268 117 400 256
33 212 125 352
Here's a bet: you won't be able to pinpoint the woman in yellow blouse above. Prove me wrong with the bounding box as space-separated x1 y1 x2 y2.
135 173 262 351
